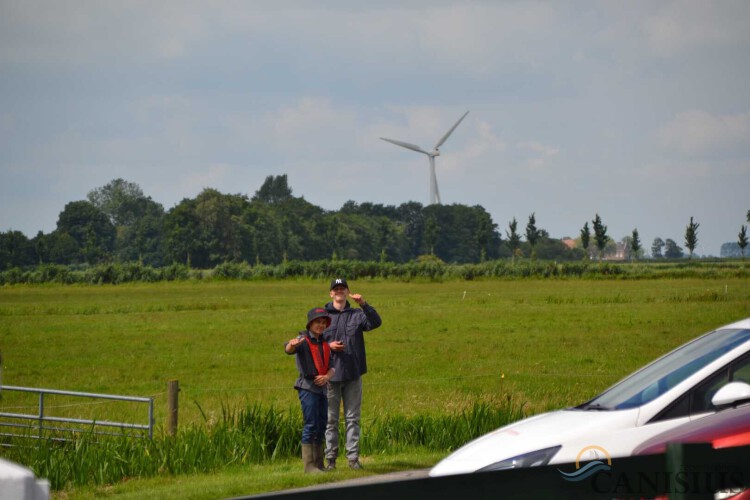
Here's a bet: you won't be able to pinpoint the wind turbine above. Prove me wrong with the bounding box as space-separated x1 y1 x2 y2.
380 111 469 205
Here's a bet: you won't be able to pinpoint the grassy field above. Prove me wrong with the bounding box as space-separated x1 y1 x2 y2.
1 277 749 497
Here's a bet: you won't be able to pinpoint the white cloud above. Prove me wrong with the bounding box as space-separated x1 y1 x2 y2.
516 141 560 168
463 121 507 160
417 3 560 73
257 98 360 160
655 109 750 157
177 164 231 196
643 0 750 57
517 141 560 157
0 1 208 64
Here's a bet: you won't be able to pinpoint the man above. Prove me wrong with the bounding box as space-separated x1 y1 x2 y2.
323 277 382 470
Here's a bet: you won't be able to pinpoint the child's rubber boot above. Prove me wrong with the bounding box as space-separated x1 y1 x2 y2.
302 444 322 473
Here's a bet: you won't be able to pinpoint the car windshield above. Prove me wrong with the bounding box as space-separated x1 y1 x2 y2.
578 328 750 411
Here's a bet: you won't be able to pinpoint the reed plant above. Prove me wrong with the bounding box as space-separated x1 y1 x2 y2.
2 398 521 490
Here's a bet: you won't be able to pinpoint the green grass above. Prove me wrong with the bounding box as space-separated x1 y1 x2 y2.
52 450 443 500
2 279 749 421
3 399 521 490
1 278 750 496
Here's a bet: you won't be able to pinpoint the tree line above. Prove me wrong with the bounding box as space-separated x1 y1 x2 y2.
1 177 747 270
0 176 580 270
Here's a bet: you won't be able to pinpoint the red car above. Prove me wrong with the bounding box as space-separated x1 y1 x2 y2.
633 404 750 454
633 383 750 499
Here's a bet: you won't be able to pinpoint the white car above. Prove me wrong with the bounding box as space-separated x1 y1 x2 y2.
430 317 750 476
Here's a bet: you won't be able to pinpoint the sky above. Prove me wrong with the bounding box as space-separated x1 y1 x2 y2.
1 1 749 257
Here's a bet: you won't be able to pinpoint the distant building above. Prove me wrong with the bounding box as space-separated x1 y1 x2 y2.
561 237 576 250
603 242 627 261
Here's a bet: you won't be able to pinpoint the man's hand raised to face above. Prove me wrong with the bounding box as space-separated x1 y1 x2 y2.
349 293 366 306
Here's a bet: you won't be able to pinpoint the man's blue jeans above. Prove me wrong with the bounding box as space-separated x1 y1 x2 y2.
299 389 327 444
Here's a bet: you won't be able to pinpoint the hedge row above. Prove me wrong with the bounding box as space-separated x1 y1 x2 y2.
1 259 748 285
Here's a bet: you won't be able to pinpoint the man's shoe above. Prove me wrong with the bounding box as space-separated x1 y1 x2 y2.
313 444 325 470
325 459 336 471
348 459 363 470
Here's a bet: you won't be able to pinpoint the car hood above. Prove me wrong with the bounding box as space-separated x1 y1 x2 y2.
429 408 638 476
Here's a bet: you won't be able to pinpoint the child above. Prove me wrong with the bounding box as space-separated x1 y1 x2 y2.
285 307 335 473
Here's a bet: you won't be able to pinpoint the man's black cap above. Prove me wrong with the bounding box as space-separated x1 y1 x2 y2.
330 278 348 290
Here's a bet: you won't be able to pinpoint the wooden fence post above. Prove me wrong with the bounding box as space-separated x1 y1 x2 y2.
167 379 179 437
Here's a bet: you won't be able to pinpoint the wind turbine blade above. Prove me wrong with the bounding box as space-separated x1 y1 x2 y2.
380 137 430 155
434 111 469 149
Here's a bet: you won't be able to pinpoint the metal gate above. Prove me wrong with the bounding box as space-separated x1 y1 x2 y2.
0 385 154 442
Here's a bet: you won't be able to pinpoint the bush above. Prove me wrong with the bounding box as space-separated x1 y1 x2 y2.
161 263 190 281
2 259 748 285
213 262 253 280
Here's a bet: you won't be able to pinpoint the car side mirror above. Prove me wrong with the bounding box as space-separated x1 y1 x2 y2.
712 381 750 407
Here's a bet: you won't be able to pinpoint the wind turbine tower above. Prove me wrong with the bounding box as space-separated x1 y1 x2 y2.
380 111 469 205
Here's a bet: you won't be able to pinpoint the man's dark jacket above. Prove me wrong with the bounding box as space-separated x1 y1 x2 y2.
323 301 382 382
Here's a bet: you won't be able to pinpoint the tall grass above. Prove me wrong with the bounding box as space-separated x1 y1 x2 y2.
2 398 520 490
364 395 525 453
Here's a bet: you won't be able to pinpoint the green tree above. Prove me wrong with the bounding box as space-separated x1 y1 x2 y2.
322 212 380 261
534 235 578 260
592 214 608 262
191 189 252 266
111 198 165 265
48 231 81 264
421 204 502 263
651 237 665 258
0 230 35 269
56 201 115 264
396 201 425 260
506 218 521 264
525 212 540 260
684 216 699 258
243 202 284 264
163 198 201 266
738 225 748 259
87 179 165 264
252 174 293 204
122 204 165 266
475 211 497 262
580 222 590 260
87 178 146 226
424 214 438 256
664 238 684 259
32 231 49 264
630 228 642 261
275 196 329 261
